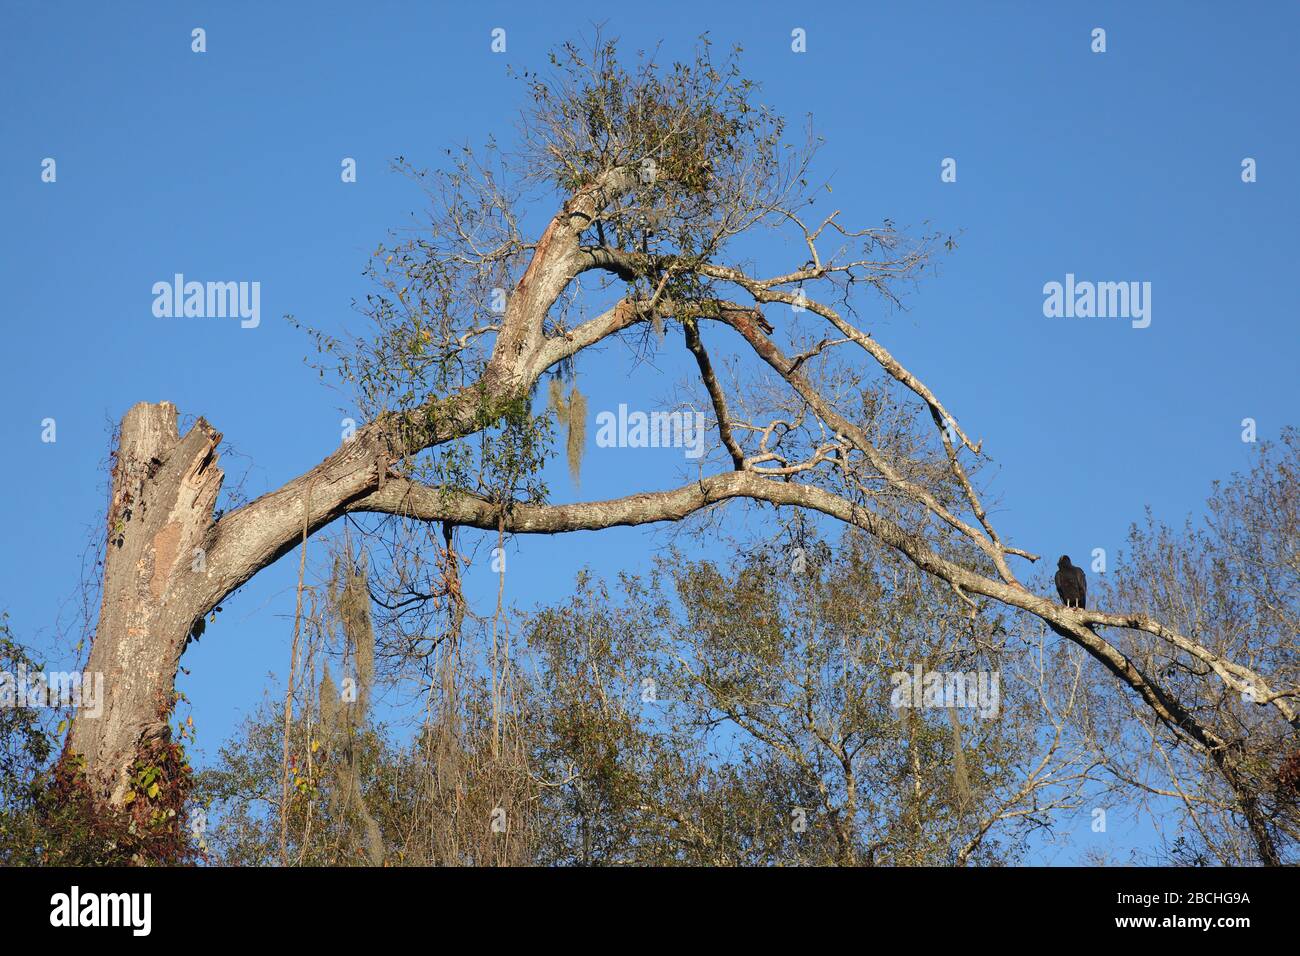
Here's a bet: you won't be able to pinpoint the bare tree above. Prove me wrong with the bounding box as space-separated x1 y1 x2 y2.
66 35 1296 863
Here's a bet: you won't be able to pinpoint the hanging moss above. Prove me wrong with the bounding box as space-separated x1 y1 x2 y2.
946 706 972 810
318 667 340 731
546 375 585 487
566 384 587 487
548 377 569 426
314 550 384 865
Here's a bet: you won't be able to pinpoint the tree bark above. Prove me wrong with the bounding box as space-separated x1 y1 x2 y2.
67 402 222 803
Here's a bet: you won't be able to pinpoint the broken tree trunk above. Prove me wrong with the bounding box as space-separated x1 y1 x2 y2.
67 402 223 803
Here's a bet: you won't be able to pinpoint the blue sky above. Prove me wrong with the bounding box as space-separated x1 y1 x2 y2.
2 2 1296 862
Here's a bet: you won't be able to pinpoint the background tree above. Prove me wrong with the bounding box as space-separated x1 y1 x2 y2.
0 616 56 864
1076 430 1300 865
197 529 1094 866
657 527 1093 865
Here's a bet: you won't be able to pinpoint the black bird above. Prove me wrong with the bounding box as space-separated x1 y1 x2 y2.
1055 555 1087 609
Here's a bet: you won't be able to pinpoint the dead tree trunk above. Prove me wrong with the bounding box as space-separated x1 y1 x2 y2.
67 402 223 803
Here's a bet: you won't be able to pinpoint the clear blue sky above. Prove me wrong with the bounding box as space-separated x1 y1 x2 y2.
2 2 1296 863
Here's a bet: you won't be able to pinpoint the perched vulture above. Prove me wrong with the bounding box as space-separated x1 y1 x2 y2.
1055 555 1087 609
